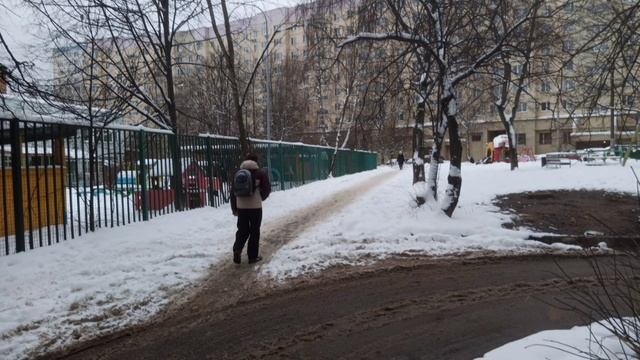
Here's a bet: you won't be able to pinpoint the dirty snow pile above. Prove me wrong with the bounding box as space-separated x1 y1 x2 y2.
261 160 639 280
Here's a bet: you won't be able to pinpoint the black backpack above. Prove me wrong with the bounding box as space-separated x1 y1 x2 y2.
233 169 255 197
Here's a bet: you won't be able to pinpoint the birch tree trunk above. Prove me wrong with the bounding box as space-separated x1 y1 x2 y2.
412 74 429 204
442 97 462 217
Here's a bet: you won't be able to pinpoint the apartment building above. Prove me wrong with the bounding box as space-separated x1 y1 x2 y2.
51 0 639 159
464 1 639 161
50 1 412 152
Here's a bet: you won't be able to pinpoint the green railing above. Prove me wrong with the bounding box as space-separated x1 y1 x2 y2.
0 117 378 255
248 140 378 191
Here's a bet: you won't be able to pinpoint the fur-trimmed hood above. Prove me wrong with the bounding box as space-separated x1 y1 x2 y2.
240 160 259 170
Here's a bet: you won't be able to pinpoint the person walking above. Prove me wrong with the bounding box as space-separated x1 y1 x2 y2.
230 153 271 264
397 152 405 170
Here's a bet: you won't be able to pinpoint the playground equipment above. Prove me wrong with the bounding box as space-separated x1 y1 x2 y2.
485 134 510 162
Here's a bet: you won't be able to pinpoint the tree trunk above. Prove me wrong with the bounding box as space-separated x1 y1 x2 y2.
205 0 249 156
413 76 427 205
495 60 520 171
412 98 426 182
504 120 518 171
508 143 518 170
426 134 442 202
442 102 462 218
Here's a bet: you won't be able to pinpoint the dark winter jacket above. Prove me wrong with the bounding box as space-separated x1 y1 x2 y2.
230 160 271 213
397 153 405 164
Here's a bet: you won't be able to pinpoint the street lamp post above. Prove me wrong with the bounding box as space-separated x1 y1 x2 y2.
263 13 273 180
242 5 275 179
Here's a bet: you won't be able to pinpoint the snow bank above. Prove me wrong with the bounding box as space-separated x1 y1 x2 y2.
261 160 639 280
0 167 391 360
477 318 637 360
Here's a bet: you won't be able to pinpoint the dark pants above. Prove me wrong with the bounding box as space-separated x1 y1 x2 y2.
233 208 262 260
399 162 404 169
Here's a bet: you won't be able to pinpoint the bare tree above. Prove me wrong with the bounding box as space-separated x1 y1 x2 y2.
205 0 250 154
24 0 207 210
174 54 235 135
270 57 308 141
489 0 543 171
301 0 411 175
573 1 640 150
556 249 640 358
205 1 303 155
340 0 540 217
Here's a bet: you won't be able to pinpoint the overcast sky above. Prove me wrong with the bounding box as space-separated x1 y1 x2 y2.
0 0 47 75
0 0 300 79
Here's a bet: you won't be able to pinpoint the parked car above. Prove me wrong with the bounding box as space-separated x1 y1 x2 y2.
116 171 137 189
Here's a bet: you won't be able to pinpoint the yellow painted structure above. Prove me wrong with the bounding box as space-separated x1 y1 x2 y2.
0 167 66 237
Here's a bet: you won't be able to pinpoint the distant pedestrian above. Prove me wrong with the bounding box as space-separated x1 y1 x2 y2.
230 153 271 264
397 152 405 170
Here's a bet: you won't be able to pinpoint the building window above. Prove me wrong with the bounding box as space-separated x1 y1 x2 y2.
564 79 575 91
565 61 574 71
562 130 572 144
471 133 482 142
512 64 523 76
541 82 551 93
538 132 552 145
562 100 575 111
565 2 575 12
541 101 551 111
518 102 528 112
517 133 526 146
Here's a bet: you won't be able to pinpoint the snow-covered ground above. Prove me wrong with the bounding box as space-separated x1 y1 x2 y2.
260 160 638 280
477 318 637 360
0 167 392 359
1 160 638 359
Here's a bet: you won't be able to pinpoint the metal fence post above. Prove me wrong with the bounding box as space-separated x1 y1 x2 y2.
10 120 25 252
205 137 215 207
278 143 285 191
170 134 183 211
300 147 305 185
315 148 320 181
138 130 149 221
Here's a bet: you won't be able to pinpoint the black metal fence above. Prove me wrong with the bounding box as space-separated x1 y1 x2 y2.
0 117 378 256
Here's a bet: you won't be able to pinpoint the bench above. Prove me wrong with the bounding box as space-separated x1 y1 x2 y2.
544 154 571 168
583 149 620 166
